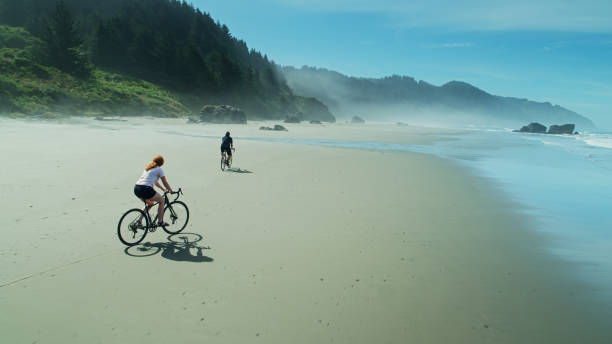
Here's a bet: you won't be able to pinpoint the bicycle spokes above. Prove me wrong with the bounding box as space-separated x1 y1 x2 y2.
118 208 149 246
162 201 189 234
169 209 178 224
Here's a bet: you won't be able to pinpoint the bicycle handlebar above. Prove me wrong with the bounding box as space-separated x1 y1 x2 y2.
164 187 183 202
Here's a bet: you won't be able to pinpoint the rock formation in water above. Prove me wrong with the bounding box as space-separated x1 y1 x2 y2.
516 122 547 133
514 122 577 135
548 124 575 135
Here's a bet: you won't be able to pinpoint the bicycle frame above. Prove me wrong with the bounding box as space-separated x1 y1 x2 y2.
140 188 183 229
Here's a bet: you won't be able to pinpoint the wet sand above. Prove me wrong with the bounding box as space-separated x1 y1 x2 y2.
1 118 610 343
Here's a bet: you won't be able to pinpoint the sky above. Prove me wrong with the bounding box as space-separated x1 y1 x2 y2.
192 0 612 129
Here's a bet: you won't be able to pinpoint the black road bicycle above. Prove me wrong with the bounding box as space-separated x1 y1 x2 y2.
117 188 189 246
221 148 235 171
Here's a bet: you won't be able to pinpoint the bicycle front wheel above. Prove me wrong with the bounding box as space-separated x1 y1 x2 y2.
118 208 149 246
162 201 190 234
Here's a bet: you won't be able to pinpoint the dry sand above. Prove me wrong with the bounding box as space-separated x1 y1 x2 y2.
1 117 610 343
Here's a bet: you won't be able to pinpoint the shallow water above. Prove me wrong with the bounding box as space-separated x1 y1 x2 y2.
414 130 612 294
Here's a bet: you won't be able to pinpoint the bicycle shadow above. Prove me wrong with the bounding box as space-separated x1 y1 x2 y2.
225 167 253 173
124 232 213 263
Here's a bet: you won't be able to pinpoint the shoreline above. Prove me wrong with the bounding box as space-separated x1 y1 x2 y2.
157 121 612 300
1 118 610 343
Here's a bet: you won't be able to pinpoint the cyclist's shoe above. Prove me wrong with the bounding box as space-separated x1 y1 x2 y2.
157 221 169 227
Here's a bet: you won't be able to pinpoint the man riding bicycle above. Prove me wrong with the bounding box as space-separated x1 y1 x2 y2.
220 131 234 167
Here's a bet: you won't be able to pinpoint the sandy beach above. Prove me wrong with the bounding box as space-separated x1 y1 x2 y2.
1 117 610 343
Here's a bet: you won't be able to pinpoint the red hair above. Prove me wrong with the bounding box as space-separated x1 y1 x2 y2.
145 155 164 171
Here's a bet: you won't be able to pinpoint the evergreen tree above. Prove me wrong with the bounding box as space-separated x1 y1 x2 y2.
39 0 90 76
219 53 242 91
0 0 311 118
265 67 279 91
0 0 29 26
92 19 128 69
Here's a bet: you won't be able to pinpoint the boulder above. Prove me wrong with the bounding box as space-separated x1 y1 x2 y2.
513 122 578 135
260 124 288 131
351 116 365 124
95 116 125 122
195 105 247 124
516 122 546 133
548 124 575 135
310 120 322 124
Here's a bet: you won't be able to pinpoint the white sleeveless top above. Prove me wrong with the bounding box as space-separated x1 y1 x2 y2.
135 167 165 187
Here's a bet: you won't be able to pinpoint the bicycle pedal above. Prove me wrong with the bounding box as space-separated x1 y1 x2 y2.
149 228 156 233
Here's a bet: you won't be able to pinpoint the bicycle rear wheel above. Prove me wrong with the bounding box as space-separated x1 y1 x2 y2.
162 201 190 234
117 208 149 246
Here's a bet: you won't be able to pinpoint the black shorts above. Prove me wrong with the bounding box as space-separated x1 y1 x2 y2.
221 146 232 156
134 184 156 200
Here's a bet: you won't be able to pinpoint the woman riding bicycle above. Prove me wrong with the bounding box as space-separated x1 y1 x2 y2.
220 131 234 166
133 155 174 226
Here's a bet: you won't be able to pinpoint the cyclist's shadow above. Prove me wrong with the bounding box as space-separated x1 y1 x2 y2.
124 232 213 263
225 167 253 173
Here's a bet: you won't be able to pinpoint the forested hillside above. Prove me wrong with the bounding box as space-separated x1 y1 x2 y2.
0 0 335 121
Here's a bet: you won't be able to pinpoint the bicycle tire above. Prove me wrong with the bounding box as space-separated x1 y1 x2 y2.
167 232 202 244
118 208 149 246
124 243 161 257
162 201 190 234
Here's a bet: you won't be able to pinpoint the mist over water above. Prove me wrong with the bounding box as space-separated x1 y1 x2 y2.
332 103 525 129
282 66 596 129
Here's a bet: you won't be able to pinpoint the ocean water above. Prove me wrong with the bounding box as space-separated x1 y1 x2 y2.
409 129 612 296
237 129 612 296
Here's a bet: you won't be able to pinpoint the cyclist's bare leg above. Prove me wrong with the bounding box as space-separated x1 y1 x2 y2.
141 198 155 209
148 193 165 224
136 198 155 222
